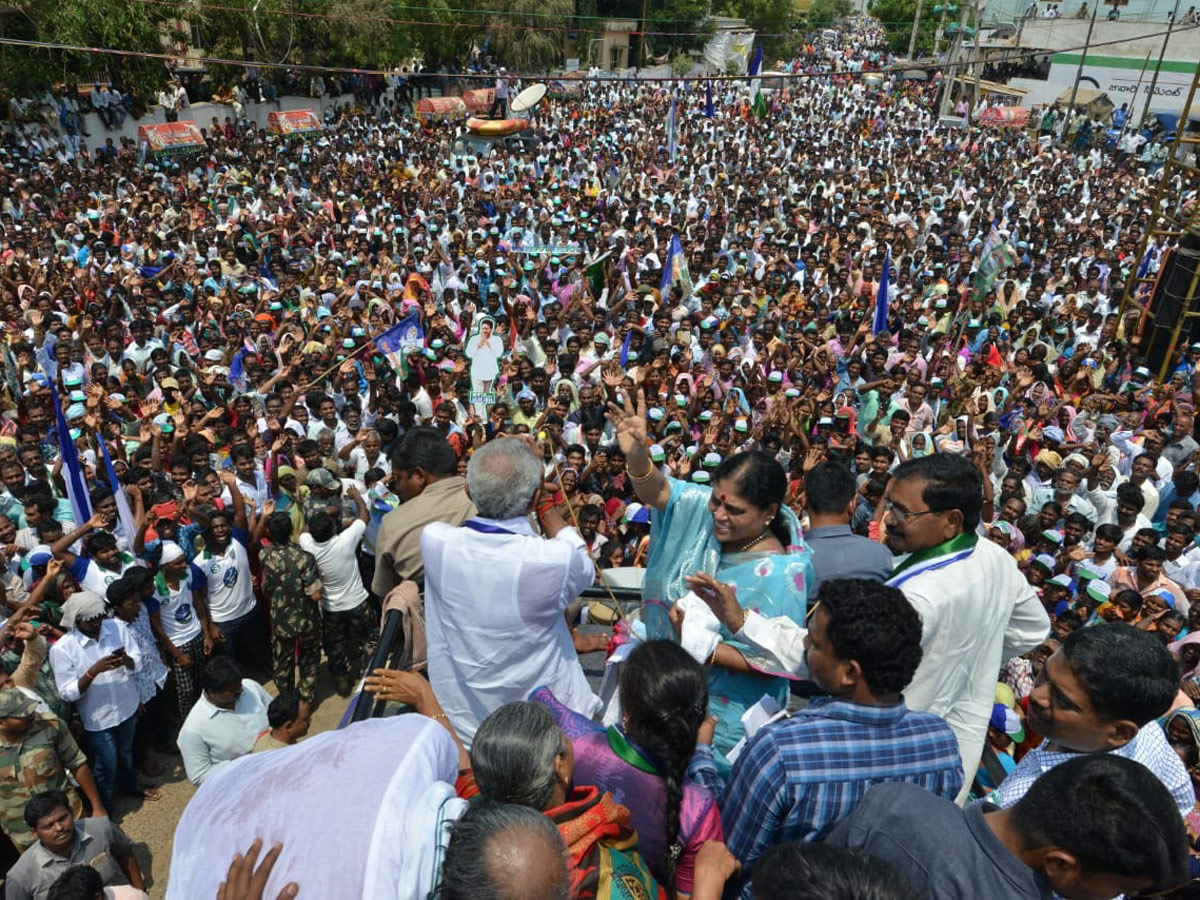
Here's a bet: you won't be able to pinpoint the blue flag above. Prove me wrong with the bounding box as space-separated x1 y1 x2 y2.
748 42 762 78
50 384 92 528
619 328 633 367
705 80 714 118
667 98 678 163
97 427 137 549
228 348 248 392
1136 242 1156 280
873 248 892 336
376 311 424 366
660 235 684 294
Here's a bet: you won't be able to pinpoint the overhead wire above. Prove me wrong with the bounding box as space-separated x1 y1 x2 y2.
0 20 1194 81
141 0 962 38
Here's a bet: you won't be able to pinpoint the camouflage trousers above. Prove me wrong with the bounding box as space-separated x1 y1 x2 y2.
321 601 376 683
272 625 322 703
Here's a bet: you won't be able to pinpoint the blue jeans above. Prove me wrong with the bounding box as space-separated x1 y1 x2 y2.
87 712 139 812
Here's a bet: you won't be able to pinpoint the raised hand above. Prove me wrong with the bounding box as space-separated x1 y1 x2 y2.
606 387 649 457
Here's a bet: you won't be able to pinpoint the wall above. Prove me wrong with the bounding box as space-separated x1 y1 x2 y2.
42 92 358 152
1002 17 1200 118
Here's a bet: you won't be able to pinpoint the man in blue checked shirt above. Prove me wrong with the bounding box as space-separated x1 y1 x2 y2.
992 623 1193 815
688 578 963 896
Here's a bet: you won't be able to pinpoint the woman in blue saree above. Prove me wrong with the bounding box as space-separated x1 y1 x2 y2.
609 388 814 772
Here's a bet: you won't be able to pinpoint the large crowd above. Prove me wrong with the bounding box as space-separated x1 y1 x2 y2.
0 15 1199 900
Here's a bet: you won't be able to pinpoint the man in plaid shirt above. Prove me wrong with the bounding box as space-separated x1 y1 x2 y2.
689 578 963 896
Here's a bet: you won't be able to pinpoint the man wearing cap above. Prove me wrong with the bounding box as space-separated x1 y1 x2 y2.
1026 449 1062 499
489 68 509 119
512 389 540 430
0 688 106 850
301 467 357 531
47 591 144 815
146 541 216 724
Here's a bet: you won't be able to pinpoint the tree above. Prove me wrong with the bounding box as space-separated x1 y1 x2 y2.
806 0 853 28
644 0 711 60
404 0 476 69
196 0 415 76
490 0 572 72
869 0 939 56
719 0 797 58
0 0 169 100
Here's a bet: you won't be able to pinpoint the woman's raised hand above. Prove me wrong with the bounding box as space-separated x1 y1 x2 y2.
607 387 648 456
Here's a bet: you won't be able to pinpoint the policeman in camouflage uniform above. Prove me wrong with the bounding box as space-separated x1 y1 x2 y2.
260 513 324 703
0 689 106 849
300 468 356 527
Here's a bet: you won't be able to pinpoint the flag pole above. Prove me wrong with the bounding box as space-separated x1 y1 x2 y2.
306 319 422 387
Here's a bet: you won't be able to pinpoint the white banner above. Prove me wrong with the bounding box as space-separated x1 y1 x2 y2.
703 31 756 74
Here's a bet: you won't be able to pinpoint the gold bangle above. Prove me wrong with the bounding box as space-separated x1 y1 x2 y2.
429 712 448 723
627 462 655 482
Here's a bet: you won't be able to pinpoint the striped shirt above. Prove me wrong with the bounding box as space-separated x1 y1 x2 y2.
689 696 964 894
993 721 1195 815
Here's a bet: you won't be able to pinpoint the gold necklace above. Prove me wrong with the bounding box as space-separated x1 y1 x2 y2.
728 528 771 553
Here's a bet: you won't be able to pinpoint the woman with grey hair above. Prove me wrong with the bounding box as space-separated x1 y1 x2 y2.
464 701 739 900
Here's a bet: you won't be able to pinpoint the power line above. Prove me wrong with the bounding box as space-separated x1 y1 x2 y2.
0 20 1195 81
150 0 959 39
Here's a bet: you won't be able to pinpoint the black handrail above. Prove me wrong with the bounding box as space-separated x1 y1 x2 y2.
349 609 405 723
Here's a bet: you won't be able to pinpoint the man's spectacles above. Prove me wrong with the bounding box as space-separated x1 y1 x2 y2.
884 501 941 524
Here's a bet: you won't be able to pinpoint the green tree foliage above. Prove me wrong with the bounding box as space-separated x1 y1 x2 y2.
593 0 709 62
489 0 572 72
0 0 169 99
716 0 796 57
196 0 413 74
869 0 939 56
806 0 854 27
403 0 476 69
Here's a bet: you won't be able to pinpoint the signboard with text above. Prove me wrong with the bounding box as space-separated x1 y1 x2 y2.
267 109 323 135
137 121 206 154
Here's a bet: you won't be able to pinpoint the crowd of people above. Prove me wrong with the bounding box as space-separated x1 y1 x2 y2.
1 14 1199 900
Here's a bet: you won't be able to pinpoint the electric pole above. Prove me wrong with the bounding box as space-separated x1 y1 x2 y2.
1141 0 1182 127
1062 2 1098 142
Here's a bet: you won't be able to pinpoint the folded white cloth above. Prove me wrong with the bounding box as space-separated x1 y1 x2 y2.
677 591 723 665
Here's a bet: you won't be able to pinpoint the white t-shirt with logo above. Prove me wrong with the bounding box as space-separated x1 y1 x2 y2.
70 553 139 597
192 529 255 623
152 569 204 646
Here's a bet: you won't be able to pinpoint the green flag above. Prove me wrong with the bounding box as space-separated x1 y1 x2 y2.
753 90 767 119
